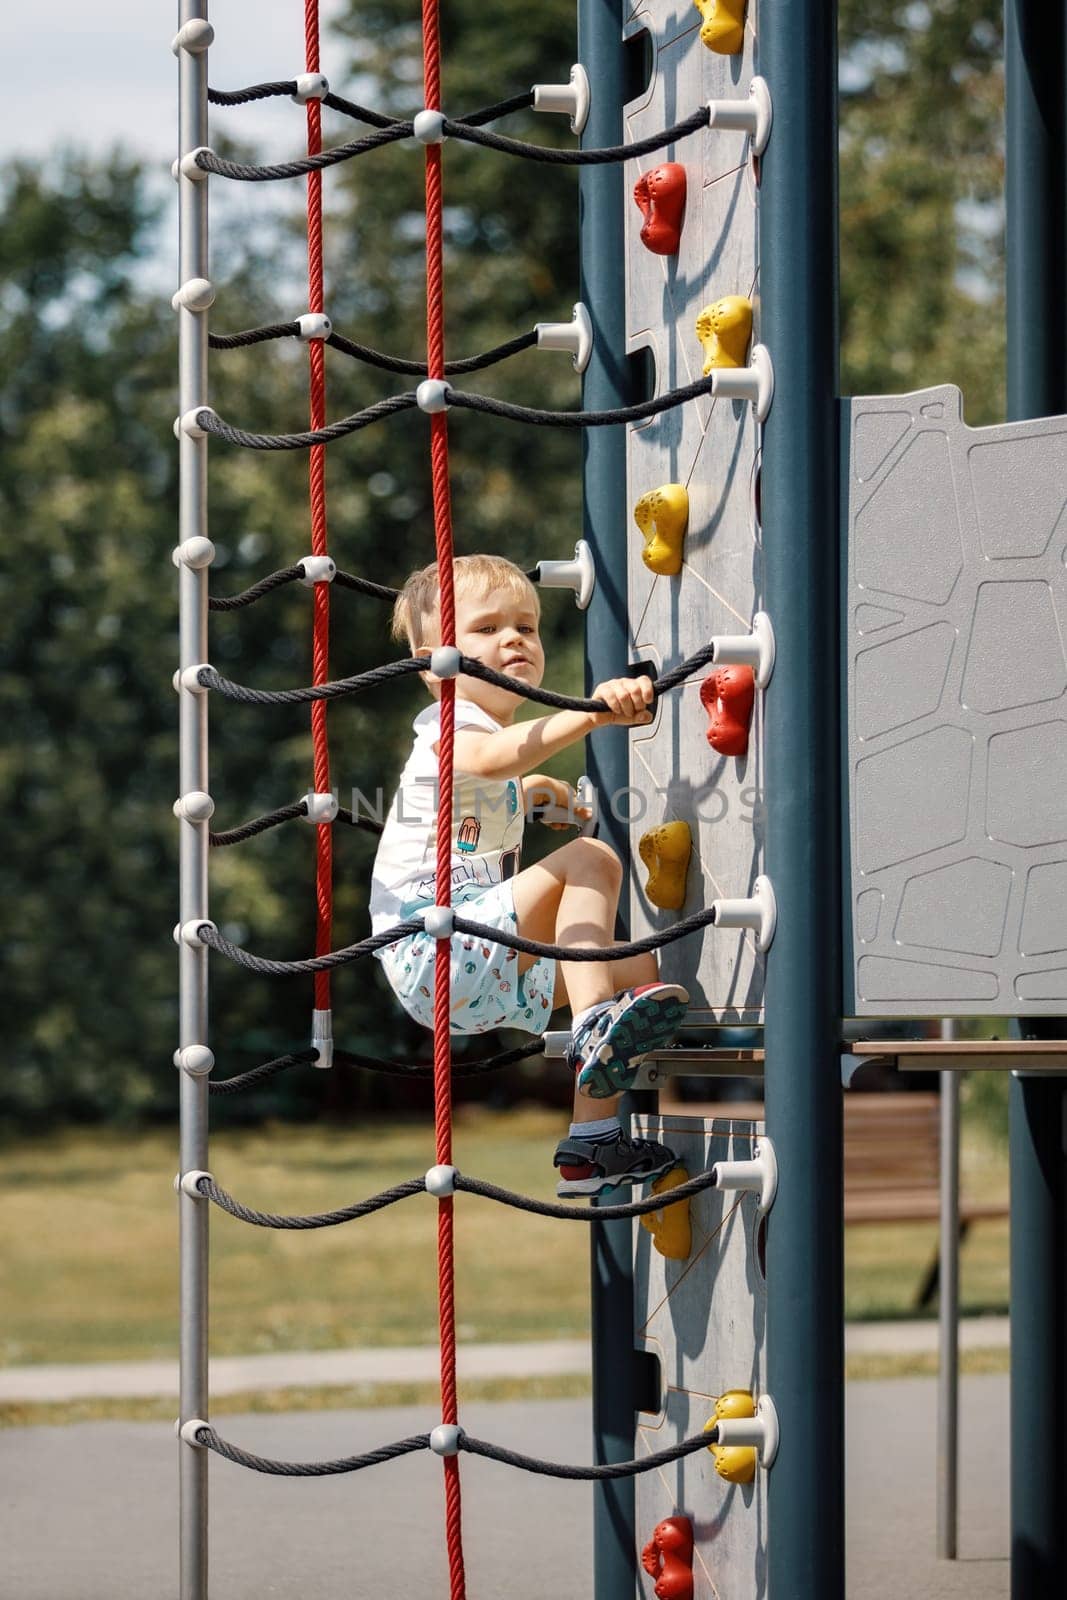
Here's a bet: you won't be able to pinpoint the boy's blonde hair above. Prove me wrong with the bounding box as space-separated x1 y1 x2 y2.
392 554 539 650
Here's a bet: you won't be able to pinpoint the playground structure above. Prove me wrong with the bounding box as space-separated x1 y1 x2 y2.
172 3 1066 1599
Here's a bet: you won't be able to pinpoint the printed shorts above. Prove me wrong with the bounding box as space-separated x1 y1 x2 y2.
378 880 557 1036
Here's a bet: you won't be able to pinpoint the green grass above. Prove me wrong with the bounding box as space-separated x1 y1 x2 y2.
0 1347 1013 1430
0 1373 593 1430
0 1105 1010 1371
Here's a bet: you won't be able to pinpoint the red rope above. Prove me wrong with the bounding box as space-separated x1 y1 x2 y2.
305 0 332 1013
423 1 465 1593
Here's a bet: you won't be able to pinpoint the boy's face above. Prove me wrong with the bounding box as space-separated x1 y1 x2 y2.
421 583 545 723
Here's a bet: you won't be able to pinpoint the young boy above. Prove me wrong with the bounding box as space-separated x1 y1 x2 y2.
369 554 687 1197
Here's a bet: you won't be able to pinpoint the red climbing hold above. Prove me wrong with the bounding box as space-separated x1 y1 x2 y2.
700 665 756 758
634 163 687 256
641 1515 694 1600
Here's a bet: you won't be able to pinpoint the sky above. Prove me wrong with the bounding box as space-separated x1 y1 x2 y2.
1 2 349 163
0 3 355 291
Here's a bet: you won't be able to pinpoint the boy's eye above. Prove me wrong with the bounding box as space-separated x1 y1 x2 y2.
519 625 537 635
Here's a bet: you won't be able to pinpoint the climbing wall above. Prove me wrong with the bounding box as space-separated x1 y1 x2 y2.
623 3 765 1024
843 385 1067 1015
633 1113 769 1599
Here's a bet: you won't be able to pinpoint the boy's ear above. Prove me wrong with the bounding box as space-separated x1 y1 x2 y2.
413 646 441 691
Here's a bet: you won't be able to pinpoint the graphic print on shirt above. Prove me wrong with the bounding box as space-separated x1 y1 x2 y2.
369 702 528 935
457 815 481 853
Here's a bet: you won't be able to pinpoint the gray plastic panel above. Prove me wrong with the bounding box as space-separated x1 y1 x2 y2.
634 1114 768 1600
844 385 1067 1014
623 6 764 1023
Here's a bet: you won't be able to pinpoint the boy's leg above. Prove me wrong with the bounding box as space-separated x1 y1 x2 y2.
508 841 684 1195
565 956 659 1125
510 835 626 1014
510 836 686 1098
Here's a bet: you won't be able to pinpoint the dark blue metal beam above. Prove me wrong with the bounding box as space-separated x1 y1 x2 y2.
1004 6 1067 1593
577 4 641 1597
760 0 845 1595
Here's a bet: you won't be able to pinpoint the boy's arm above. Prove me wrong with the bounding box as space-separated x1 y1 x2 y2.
447 676 654 780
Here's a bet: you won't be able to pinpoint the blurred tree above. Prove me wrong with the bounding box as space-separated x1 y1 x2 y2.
839 0 1005 420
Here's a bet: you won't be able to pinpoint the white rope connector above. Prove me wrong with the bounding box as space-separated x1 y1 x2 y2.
299 555 336 585
422 904 455 939
707 76 773 157
713 1136 778 1216
531 64 590 135
174 407 216 440
711 875 777 952
174 919 216 949
173 790 215 823
179 1418 210 1446
173 1045 215 1077
413 109 448 144
302 791 339 824
534 538 596 610
425 1164 457 1197
179 663 212 694
416 378 451 413
709 344 774 423
534 302 593 374
178 148 212 182
428 645 461 679
292 72 329 104
429 1423 462 1456
711 611 776 689
311 1008 333 1071
541 1031 570 1059
173 536 215 569
713 1394 780 1468
171 19 214 55
297 312 333 341
172 277 216 313
179 1169 213 1199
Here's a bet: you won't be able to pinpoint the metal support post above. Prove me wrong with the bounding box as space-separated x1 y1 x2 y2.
936 1022 960 1562
1009 1066 1067 1597
760 2 845 1596
578 3 641 1597
176 6 211 1598
1005 5 1067 1593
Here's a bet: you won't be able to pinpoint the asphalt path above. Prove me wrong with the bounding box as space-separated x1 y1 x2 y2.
1 1377 1008 1599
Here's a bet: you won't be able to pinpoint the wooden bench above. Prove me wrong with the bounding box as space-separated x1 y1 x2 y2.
660 1089 1009 1306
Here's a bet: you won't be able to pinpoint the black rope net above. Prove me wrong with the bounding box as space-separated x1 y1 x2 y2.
177 36 745 1508
192 1421 717 1480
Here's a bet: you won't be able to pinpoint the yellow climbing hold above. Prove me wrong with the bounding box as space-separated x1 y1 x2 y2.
695 295 753 376
705 1389 757 1484
638 822 691 912
634 483 689 577
694 0 747 56
640 1166 692 1260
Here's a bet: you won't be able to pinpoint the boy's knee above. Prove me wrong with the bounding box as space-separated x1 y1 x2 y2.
574 836 623 887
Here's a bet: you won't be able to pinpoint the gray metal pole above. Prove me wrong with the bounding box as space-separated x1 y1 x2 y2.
760 1 845 1596
1004 5 1067 1594
175 7 212 1598
577 4 641 1598
936 1024 960 1562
